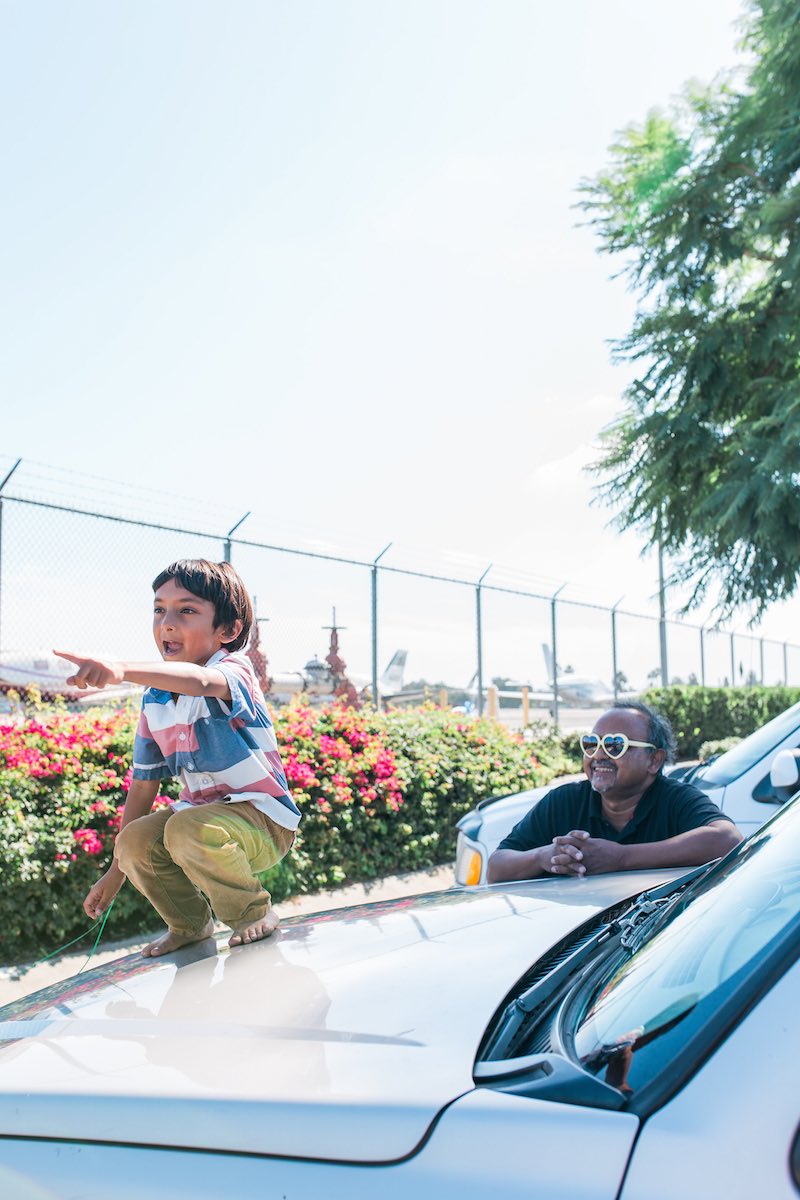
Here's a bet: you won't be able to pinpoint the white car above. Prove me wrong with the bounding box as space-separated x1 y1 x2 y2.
1 797 800 1198
455 699 800 885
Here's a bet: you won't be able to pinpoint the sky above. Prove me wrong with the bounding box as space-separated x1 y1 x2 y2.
3 0 794 685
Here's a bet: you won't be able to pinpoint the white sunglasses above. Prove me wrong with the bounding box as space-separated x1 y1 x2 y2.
580 733 657 760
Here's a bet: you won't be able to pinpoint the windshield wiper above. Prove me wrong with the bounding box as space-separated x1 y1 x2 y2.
618 864 724 955
618 895 678 953
484 863 720 1060
618 861 721 954
482 921 621 1059
637 859 719 904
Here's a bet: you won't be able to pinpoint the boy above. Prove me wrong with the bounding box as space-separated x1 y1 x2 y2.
56 558 300 957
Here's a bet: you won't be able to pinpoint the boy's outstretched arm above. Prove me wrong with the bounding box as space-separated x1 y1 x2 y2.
54 651 232 701
83 778 160 919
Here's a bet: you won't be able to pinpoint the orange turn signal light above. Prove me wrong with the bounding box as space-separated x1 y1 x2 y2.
464 851 483 886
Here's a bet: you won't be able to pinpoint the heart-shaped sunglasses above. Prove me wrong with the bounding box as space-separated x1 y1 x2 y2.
580 733 657 760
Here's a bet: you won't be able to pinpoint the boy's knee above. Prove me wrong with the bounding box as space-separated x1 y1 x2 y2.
163 806 221 861
115 816 156 871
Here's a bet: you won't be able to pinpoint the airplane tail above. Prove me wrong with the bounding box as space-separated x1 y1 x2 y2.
541 642 555 682
380 650 407 694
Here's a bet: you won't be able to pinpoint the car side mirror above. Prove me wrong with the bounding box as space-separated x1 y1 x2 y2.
769 748 800 803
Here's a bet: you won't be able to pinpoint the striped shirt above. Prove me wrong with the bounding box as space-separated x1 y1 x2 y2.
131 650 300 831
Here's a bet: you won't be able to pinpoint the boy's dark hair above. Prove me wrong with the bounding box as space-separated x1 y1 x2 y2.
152 559 253 652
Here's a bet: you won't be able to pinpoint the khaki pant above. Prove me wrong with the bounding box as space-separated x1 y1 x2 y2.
115 802 294 936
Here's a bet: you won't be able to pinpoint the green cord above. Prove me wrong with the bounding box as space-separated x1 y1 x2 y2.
35 926 98 964
76 900 116 975
26 899 116 976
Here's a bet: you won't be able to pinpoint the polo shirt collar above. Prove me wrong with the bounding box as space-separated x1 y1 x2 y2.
589 776 660 838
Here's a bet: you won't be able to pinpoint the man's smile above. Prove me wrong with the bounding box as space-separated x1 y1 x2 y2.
590 762 616 786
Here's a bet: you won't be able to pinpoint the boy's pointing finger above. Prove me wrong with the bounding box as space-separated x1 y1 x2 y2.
53 650 83 665
53 651 91 686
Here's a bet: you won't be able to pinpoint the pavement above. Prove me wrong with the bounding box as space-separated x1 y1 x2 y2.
495 706 605 736
0 863 455 1007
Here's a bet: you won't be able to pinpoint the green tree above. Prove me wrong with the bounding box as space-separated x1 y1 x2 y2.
580 0 800 618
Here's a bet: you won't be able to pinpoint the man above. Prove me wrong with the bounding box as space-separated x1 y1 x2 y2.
487 702 742 883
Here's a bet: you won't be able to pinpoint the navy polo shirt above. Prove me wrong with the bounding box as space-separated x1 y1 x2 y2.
497 774 732 852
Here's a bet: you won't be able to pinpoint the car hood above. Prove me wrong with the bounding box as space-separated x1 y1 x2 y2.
0 872 678 1162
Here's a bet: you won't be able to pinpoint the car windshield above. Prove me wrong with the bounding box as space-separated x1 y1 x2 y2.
567 798 800 1099
696 700 800 787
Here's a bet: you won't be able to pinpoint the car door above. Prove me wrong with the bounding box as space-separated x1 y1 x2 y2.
721 746 796 835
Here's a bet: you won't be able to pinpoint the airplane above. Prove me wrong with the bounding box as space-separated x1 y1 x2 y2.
0 649 140 706
458 644 639 711
458 671 553 711
539 643 639 707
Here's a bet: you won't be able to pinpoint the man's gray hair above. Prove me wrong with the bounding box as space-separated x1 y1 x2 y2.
610 701 677 765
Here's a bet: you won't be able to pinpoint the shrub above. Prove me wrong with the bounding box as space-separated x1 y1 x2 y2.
697 737 742 763
0 701 552 966
271 702 552 892
524 720 583 778
642 686 800 758
0 709 181 966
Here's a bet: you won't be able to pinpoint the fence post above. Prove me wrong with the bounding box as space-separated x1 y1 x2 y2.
699 626 706 687
658 540 669 686
224 512 250 563
611 595 624 704
760 638 765 686
0 458 22 658
475 564 492 717
371 543 392 707
784 642 789 686
730 632 736 687
550 583 566 730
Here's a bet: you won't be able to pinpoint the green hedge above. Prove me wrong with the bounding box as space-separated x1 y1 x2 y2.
0 703 569 966
642 686 800 759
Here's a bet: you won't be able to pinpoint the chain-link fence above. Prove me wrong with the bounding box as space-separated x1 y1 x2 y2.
2 480 798 729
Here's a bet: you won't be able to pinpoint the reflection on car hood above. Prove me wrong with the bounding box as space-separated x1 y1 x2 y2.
0 872 677 1162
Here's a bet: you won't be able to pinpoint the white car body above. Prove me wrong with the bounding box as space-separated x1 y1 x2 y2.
2 796 800 1198
0 870 675 1198
455 699 800 885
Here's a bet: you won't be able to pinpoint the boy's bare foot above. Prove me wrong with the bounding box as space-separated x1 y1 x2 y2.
141 921 216 958
229 910 279 947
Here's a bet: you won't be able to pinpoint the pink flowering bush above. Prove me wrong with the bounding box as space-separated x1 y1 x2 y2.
272 701 556 893
0 708 180 965
275 702 409 891
0 701 562 965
